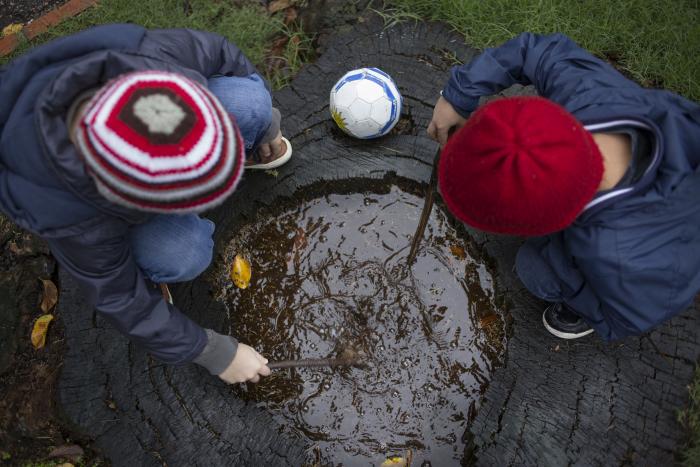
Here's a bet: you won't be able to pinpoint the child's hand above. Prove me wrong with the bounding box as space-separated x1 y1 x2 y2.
218 343 271 384
427 96 466 146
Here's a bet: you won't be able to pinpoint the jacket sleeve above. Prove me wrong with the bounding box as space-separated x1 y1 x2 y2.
141 28 261 83
442 32 638 117
47 217 208 364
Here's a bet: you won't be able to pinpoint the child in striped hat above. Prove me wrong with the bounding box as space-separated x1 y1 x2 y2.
0 25 292 386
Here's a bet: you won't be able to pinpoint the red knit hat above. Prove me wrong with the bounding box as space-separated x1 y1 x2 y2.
438 96 603 236
74 71 245 213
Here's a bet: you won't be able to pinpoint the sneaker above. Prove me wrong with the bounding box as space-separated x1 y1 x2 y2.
542 302 594 339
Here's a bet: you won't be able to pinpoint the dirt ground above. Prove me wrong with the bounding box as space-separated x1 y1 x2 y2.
0 220 103 465
0 0 69 30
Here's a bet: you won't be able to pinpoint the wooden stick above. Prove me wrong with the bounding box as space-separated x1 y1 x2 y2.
407 146 441 265
268 357 364 370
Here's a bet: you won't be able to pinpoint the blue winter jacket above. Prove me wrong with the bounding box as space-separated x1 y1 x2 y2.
443 33 700 340
0 24 259 368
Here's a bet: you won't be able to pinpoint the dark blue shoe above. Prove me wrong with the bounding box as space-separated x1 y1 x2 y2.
542 302 594 339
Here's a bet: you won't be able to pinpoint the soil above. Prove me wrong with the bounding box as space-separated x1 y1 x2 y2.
0 0 69 30
0 221 101 465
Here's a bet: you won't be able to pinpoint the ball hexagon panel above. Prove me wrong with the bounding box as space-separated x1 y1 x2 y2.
369 98 392 126
333 84 358 108
354 79 385 103
347 98 373 122
350 119 382 139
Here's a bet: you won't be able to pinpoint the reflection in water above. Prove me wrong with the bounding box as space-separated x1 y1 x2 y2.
215 184 507 466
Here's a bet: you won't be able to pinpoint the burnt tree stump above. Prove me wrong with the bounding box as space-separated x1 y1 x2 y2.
57 18 700 466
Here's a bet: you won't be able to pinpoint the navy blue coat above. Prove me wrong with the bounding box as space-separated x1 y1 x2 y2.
443 33 700 340
0 24 257 364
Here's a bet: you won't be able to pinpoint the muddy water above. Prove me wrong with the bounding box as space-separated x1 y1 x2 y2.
215 182 508 466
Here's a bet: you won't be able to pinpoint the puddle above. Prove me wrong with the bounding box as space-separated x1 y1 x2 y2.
214 180 508 466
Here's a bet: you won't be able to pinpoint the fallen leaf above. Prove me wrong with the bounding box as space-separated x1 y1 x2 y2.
57 464 74 467
381 457 407 467
264 35 290 76
230 255 252 289
269 35 289 56
2 23 22 37
40 278 58 313
479 313 498 328
31 314 54 349
284 7 298 24
268 0 292 14
48 444 84 461
449 244 466 260
554 344 560 352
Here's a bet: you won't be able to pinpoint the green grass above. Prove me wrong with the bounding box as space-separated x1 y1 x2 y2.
385 0 700 101
2 0 311 88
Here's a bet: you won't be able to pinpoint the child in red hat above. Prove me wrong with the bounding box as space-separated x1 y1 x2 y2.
429 33 700 340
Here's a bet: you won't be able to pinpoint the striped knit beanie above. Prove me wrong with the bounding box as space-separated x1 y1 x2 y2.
74 71 245 213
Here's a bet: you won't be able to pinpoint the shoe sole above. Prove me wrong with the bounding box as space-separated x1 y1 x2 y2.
246 137 293 170
542 311 595 339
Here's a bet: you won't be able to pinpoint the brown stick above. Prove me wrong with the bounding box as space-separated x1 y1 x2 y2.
407 146 441 265
268 357 363 370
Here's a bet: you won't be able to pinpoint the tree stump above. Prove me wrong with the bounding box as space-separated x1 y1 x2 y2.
57 18 700 466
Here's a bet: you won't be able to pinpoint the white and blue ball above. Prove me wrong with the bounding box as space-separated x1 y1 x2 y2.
329 67 402 139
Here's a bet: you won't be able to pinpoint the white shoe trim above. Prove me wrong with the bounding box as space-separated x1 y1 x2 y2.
542 310 594 339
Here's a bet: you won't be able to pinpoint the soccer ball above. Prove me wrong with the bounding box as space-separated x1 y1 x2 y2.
329 67 402 139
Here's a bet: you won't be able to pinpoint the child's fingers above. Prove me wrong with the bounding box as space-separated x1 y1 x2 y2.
427 121 437 141
437 126 450 146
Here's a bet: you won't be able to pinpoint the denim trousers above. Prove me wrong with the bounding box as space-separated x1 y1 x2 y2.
129 74 272 283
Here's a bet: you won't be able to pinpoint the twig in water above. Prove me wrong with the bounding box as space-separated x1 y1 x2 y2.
268 349 366 370
407 146 441 265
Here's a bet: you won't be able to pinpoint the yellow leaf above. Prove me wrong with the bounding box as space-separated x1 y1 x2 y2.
230 255 252 289
40 278 58 313
380 457 407 467
449 244 466 260
31 314 54 349
2 23 22 37
268 0 293 14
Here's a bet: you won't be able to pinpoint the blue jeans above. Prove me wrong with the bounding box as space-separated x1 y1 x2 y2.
207 73 272 156
129 74 272 282
130 214 215 283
